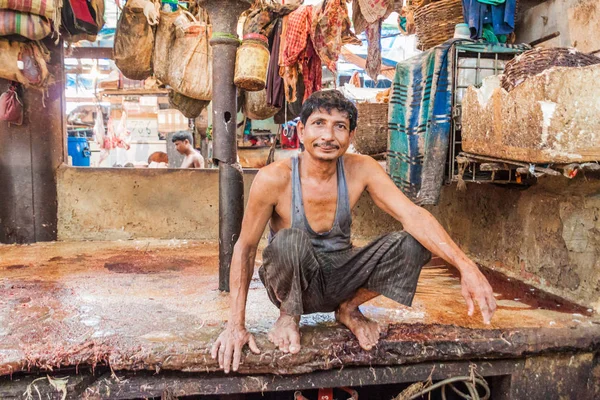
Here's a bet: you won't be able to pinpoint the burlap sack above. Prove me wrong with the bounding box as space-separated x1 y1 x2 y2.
0 0 57 19
168 10 212 100
153 9 181 85
0 40 49 88
113 4 154 80
168 89 209 119
242 89 279 120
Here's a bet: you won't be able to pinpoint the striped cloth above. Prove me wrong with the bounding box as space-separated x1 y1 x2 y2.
0 0 57 20
0 10 52 40
387 40 530 205
388 40 454 205
259 229 431 315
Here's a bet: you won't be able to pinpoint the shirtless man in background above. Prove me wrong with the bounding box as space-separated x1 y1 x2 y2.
172 131 205 168
211 90 496 373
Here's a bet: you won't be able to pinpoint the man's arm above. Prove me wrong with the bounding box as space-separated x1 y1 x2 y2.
358 156 497 323
211 168 280 372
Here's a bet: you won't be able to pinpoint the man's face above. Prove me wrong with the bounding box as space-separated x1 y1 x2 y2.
174 139 188 155
298 108 354 161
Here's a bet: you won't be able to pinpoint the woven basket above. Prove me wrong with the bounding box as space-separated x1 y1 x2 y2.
353 103 389 155
414 0 463 51
501 47 600 91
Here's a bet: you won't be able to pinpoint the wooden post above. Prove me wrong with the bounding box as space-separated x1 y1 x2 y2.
0 40 66 243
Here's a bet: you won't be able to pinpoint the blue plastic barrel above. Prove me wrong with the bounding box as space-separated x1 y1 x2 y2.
68 137 91 167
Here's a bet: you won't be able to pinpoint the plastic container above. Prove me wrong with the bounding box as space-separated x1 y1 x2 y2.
68 137 91 167
454 23 471 39
161 0 178 12
234 34 270 92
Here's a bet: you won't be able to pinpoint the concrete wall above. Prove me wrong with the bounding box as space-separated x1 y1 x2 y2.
516 0 600 52
57 166 599 309
57 166 400 242
427 175 600 311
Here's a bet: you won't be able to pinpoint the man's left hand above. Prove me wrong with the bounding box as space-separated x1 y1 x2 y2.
459 266 496 324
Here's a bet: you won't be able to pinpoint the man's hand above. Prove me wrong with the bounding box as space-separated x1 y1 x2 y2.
211 325 260 373
459 266 497 324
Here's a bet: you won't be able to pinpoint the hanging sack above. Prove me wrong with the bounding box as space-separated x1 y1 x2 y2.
114 0 154 80
242 89 279 120
61 0 99 37
0 40 49 88
0 83 24 126
0 0 58 19
153 8 181 84
168 10 212 100
168 89 209 119
66 0 106 42
0 10 52 40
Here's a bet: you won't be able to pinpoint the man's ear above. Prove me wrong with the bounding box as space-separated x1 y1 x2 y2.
297 121 305 144
349 128 356 142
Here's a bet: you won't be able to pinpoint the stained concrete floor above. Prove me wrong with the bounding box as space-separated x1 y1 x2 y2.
0 240 599 376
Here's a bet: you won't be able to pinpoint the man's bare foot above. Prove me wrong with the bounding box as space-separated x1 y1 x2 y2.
268 312 301 354
335 303 381 351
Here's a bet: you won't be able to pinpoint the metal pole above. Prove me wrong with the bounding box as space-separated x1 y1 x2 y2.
206 0 249 291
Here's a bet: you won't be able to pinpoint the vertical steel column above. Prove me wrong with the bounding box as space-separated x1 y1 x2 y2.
206 1 249 291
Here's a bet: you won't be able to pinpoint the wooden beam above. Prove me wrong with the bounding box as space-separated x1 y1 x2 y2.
66 47 113 59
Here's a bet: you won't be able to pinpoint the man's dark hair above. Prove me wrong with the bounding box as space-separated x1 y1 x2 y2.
299 90 358 132
171 131 193 144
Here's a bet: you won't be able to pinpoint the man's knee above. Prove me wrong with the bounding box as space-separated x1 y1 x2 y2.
400 232 432 266
383 231 431 267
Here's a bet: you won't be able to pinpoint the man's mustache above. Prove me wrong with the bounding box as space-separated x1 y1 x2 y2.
313 142 340 149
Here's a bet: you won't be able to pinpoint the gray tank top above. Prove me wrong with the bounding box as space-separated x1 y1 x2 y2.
288 155 353 252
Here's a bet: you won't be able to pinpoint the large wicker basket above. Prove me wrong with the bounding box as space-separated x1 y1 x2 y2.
414 0 463 50
353 103 389 156
501 47 600 91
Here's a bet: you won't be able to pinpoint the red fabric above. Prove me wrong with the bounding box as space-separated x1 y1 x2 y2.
310 0 359 73
282 5 312 67
301 39 322 101
0 84 23 126
69 0 95 25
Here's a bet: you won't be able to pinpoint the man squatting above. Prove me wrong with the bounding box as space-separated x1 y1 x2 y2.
212 90 496 373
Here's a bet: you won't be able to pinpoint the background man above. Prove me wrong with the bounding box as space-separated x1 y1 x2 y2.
172 131 205 168
211 90 496 373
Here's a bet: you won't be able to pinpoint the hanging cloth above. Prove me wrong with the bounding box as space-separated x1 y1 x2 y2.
311 0 360 73
365 20 382 81
281 5 316 102
266 18 284 108
462 0 516 39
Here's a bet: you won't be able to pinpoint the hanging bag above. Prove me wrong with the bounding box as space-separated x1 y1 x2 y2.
113 0 154 80
0 40 49 88
168 10 212 100
61 0 99 36
0 83 24 127
153 8 181 84
0 10 53 40
0 0 58 19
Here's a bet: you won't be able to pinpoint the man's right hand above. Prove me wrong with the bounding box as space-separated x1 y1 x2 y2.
211 324 261 373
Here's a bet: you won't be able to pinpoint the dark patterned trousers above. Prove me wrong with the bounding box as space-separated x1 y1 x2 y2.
258 229 432 315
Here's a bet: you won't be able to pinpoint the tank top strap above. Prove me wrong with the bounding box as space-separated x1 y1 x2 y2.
290 155 304 229
335 156 352 231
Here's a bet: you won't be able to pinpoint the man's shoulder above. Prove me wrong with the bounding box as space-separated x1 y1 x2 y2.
254 158 292 189
343 152 381 170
